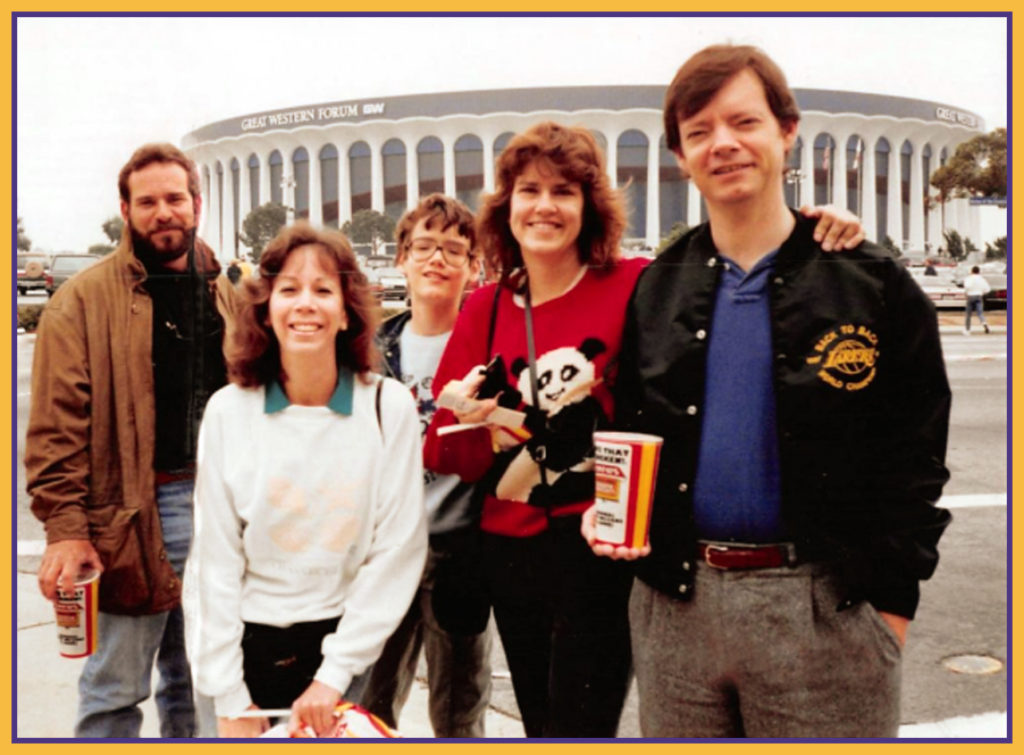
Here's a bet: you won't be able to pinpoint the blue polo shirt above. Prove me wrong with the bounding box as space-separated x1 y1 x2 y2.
692 252 786 543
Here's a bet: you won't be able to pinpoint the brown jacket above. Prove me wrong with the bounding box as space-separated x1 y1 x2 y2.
25 237 239 615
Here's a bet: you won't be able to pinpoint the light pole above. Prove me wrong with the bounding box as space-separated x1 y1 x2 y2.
280 174 297 224
785 168 804 208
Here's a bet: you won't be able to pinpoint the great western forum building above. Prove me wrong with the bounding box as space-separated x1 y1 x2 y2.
181 86 984 260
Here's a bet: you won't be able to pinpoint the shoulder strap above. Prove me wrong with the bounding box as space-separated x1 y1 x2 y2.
485 284 501 360
375 376 384 440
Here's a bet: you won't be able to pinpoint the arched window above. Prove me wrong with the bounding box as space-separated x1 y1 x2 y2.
348 141 371 215
292 147 309 220
417 136 444 198
658 134 686 238
845 135 865 215
590 130 608 160
230 158 240 254
454 134 484 211
382 139 407 221
875 138 891 243
617 130 648 239
900 141 914 245
215 162 224 249
922 144 933 247
783 136 803 207
493 131 515 160
813 133 836 205
247 154 260 211
269 150 283 205
319 144 339 228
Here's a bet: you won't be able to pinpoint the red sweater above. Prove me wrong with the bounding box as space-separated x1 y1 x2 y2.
424 258 648 537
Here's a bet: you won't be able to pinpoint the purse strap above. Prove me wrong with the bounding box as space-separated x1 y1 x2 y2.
522 283 548 487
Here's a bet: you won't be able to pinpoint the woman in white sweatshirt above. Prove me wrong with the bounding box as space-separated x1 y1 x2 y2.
186 223 426 737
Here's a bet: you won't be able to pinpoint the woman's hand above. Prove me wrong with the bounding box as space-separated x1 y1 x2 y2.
799 204 866 251
217 705 270 738
441 365 499 425
580 504 651 560
288 680 342 737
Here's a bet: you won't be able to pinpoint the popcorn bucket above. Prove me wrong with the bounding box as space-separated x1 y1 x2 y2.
592 432 663 549
260 702 402 738
55 569 100 658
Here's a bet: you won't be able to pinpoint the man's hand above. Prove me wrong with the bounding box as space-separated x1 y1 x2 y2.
218 705 270 738
799 204 866 252
288 680 341 737
877 611 909 647
580 504 651 560
37 539 103 601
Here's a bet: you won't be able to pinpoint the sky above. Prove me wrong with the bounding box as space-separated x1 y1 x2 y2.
15 14 1009 253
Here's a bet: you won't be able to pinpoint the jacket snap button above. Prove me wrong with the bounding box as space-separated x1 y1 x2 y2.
678 482 688 493
686 405 698 416
695 329 707 340
682 561 691 571
776 353 787 361
773 276 784 285
678 584 689 594
706 257 717 267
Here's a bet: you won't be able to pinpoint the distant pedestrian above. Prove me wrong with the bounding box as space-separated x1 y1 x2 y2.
923 258 938 276
963 265 991 334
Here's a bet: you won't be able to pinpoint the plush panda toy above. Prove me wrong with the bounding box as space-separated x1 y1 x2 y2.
494 337 608 508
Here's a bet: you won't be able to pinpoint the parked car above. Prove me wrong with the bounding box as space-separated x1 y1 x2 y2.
908 267 967 309
371 266 407 301
46 253 101 297
17 252 50 295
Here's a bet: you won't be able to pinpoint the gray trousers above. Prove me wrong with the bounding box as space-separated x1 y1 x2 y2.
629 563 902 738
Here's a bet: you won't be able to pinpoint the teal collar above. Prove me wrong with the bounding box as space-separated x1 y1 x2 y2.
264 367 354 415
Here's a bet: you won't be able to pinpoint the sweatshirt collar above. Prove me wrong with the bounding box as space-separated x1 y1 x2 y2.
264 367 354 415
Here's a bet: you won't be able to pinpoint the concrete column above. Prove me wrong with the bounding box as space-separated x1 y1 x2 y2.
645 136 659 247
338 145 352 226
861 141 877 243
606 130 619 188
907 142 925 252
209 164 222 254
927 195 942 253
686 180 702 227
886 153 903 249
442 138 456 197
799 139 814 209
309 148 324 227
406 147 419 208
370 142 384 213
239 157 252 221
222 162 236 258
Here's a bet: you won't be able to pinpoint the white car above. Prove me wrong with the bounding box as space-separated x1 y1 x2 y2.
908 267 966 309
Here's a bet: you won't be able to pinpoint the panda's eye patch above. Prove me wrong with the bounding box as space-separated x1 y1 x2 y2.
538 370 553 390
561 365 580 383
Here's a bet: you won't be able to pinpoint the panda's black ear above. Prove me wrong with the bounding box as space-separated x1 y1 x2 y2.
579 338 607 361
511 356 529 377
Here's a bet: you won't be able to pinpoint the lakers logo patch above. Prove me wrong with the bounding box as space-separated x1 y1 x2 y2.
805 324 879 391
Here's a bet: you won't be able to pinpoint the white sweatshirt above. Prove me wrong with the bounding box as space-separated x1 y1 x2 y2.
962 272 992 297
184 374 427 716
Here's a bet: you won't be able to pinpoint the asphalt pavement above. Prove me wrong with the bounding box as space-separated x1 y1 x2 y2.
14 324 1008 740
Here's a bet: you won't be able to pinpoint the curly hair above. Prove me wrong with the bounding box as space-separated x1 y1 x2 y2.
118 143 201 203
227 222 380 387
477 122 626 282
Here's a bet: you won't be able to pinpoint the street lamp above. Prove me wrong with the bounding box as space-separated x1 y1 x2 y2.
785 168 804 208
280 175 297 224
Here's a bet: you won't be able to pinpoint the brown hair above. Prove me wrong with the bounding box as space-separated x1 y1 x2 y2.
227 222 380 387
118 143 201 203
394 193 477 264
477 122 626 282
663 44 801 154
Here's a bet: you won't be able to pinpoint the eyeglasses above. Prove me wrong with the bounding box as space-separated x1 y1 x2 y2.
407 238 473 267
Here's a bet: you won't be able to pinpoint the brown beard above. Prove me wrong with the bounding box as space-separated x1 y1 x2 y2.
130 225 195 269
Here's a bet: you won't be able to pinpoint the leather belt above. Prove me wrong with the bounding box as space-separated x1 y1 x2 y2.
698 541 797 570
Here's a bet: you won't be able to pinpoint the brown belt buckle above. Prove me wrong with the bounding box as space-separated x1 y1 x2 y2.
703 543 731 569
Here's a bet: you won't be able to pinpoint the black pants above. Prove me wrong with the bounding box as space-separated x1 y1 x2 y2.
483 515 634 738
241 616 340 710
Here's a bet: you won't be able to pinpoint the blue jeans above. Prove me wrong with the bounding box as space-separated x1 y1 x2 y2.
965 295 987 330
75 478 212 738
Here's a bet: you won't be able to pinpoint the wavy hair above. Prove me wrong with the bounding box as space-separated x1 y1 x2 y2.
228 223 379 387
477 122 626 283
394 193 478 264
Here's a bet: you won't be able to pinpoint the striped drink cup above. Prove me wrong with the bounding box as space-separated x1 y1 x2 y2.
592 432 663 549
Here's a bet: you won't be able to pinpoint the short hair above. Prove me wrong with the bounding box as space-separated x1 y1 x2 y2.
477 121 626 282
118 143 201 203
393 193 477 265
971 265 981 274
228 222 380 387
663 44 801 154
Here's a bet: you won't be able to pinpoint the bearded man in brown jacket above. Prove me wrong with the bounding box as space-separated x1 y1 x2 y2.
26 143 238 738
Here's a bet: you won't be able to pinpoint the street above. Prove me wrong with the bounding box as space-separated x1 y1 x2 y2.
14 325 1008 738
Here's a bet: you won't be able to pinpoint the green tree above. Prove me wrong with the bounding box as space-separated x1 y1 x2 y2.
942 229 968 262
342 209 396 254
656 221 690 254
239 202 288 262
102 216 125 244
984 236 1007 261
88 243 116 256
17 217 31 251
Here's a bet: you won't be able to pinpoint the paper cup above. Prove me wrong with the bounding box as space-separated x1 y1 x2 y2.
593 432 663 549
55 569 100 658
